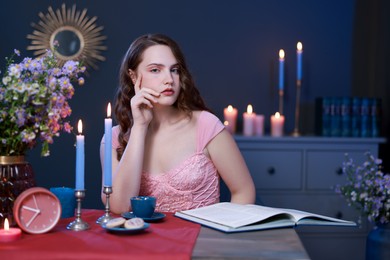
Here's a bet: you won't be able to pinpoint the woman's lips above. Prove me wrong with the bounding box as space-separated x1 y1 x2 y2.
161 88 174 96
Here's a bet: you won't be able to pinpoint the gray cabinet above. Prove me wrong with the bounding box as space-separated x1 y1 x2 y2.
234 136 386 260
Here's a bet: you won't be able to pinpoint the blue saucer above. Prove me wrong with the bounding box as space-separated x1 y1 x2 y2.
102 222 150 234
121 212 166 222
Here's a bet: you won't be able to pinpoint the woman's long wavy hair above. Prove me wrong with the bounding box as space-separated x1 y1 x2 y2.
114 34 211 160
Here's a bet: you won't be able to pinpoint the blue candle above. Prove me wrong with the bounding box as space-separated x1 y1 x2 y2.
104 103 112 187
297 42 303 81
279 49 285 90
75 120 85 190
50 187 76 218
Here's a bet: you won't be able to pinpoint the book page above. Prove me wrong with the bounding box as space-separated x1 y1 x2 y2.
246 204 355 225
278 208 355 224
179 203 295 228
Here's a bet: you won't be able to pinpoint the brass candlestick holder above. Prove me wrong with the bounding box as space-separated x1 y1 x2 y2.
96 186 113 225
67 190 90 231
292 79 302 137
279 89 284 115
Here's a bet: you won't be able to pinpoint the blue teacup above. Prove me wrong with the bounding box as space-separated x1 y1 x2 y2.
130 196 156 218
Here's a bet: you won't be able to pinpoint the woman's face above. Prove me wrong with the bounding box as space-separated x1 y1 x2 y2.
133 45 181 106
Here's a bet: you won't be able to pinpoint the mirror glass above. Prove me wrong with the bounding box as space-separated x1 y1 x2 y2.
53 30 82 57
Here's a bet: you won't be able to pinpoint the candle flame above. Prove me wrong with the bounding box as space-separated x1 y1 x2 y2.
227 105 233 112
107 103 111 118
275 112 280 118
224 121 229 126
247 104 253 114
4 218 9 231
279 49 285 59
78 119 83 134
297 42 303 51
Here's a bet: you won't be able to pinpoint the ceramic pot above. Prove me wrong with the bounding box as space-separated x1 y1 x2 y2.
366 223 390 260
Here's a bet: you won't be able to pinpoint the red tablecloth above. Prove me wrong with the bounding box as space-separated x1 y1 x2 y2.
0 209 201 260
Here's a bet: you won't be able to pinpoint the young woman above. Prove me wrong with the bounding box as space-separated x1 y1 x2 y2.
100 34 255 214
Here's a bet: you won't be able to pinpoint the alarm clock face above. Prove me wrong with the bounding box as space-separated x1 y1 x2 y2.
13 187 62 234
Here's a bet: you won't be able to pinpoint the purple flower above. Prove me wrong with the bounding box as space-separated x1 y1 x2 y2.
59 76 71 89
29 58 43 72
15 108 26 127
78 77 85 85
63 60 78 75
49 67 62 77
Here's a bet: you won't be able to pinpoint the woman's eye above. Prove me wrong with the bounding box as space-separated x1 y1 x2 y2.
171 68 179 74
150 68 160 73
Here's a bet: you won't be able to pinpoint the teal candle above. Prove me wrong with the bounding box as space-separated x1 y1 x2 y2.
75 120 85 190
279 49 285 90
104 103 112 187
50 187 76 218
297 42 303 81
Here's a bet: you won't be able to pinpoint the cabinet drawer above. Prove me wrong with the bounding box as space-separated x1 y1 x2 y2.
241 149 302 190
306 150 368 190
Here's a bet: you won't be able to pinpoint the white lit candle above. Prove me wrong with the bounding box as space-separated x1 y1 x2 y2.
254 114 265 136
243 104 256 136
104 103 112 187
279 49 285 91
223 105 238 134
297 42 303 81
271 112 285 137
75 120 85 190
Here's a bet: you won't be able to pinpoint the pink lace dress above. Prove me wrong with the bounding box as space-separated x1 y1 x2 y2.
110 111 225 212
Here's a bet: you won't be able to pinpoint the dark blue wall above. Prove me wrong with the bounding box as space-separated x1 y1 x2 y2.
0 0 355 209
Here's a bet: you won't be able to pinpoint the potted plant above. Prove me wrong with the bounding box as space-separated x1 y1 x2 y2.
335 152 390 259
0 48 85 226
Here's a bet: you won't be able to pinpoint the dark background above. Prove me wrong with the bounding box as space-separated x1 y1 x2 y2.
0 0 389 209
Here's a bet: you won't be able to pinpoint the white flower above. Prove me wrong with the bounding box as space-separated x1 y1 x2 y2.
14 83 27 93
360 192 368 200
2 76 11 85
8 64 21 78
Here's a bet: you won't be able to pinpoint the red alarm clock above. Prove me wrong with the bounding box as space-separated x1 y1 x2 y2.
13 187 62 234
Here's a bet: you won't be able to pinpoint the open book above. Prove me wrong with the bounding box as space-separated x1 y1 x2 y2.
174 202 357 233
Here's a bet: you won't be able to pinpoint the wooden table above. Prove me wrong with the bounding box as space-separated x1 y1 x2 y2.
193 226 310 260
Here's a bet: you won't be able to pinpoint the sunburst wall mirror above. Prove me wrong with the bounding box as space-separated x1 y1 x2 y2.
27 4 107 71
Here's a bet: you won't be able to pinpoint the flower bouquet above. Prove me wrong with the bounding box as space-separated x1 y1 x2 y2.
0 49 85 156
335 152 390 225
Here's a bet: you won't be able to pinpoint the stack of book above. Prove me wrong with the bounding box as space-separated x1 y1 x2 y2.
315 97 382 137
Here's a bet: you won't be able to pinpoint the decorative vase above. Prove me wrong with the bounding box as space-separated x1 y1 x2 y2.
366 223 390 260
0 156 36 228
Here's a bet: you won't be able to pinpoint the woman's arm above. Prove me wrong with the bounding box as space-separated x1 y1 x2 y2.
100 74 160 214
207 129 256 204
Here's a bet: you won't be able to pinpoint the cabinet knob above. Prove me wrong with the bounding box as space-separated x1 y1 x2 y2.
335 167 343 175
335 211 343 219
267 167 276 175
